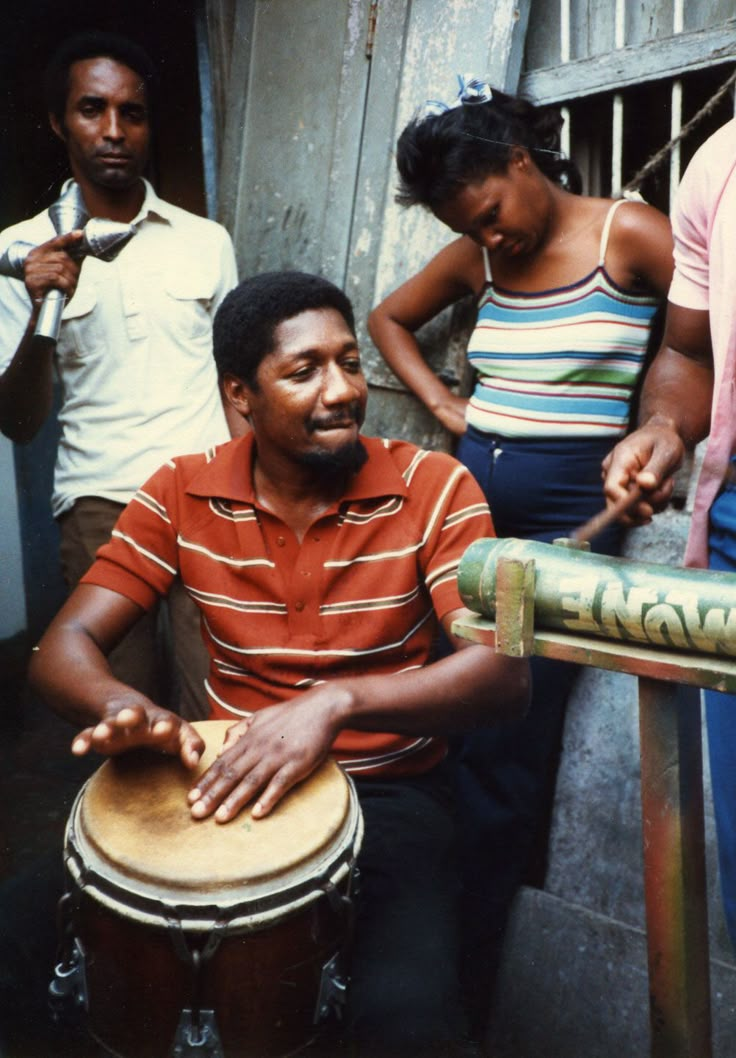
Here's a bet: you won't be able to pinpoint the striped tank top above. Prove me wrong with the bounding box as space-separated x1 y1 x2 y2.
465 199 660 439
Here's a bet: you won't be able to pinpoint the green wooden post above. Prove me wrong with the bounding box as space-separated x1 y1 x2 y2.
638 679 711 1058
495 557 535 656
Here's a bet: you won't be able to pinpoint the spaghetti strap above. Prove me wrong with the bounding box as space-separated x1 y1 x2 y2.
481 245 493 285
598 199 626 267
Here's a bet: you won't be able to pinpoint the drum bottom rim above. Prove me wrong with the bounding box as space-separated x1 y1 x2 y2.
86 1022 322 1058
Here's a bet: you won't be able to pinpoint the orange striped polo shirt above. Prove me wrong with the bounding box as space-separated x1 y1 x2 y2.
82 433 493 778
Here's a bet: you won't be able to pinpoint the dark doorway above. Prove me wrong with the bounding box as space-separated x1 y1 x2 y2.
1 0 209 643
0 11 210 1052
1 0 207 228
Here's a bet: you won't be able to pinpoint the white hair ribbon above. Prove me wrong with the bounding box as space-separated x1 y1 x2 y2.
421 74 493 119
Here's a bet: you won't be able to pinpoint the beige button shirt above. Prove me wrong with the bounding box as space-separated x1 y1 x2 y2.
0 179 238 516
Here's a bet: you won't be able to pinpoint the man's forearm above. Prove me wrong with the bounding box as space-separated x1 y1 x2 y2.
0 232 84 440
30 615 142 729
334 644 530 735
29 584 155 728
637 344 713 448
188 641 531 822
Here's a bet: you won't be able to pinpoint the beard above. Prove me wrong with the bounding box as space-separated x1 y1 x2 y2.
297 438 368 476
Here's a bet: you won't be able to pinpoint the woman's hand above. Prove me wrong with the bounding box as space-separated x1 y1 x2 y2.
431 393 469 436
601 421 683 525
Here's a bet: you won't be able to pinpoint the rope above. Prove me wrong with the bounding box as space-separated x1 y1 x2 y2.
623 65 736 194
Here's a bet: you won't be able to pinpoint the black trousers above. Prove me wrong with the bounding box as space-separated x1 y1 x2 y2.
334 767 480 1057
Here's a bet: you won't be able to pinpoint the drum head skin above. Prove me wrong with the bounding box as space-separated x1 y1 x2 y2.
76 721 352 897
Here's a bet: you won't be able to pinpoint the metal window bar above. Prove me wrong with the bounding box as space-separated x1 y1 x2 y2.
611 0 626 195
554 0 729 209
559 0 571 167
670 0 685 216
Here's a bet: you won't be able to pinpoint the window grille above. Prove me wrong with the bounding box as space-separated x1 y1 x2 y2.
520 0 736 212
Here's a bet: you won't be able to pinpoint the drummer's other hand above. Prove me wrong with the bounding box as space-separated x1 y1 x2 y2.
188 692 344 823
71 701 204 767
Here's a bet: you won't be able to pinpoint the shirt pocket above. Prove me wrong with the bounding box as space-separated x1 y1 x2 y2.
163 270 216 341
58 284 103 362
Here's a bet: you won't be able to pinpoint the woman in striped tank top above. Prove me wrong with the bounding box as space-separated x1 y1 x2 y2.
369 78 673 1038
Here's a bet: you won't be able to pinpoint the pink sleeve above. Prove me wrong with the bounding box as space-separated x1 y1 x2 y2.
668 145 711 311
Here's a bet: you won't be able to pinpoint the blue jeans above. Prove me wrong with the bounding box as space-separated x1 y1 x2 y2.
452 428 622 1029
705 470 736 950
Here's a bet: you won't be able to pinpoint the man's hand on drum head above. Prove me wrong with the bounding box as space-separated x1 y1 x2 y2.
188 692 344 823
71 700 205 768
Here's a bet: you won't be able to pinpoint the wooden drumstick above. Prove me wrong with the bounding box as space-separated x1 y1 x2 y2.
571 484 643 544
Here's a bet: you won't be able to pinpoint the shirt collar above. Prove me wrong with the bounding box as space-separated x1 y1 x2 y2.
185 433 409 505
58 176 174 227
132 179 175 225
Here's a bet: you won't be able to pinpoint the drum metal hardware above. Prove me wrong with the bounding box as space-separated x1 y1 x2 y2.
48 938 88 1019
170 1009 224 1058
314 953 347 1024
166 913 227 965
49 891 88 1021
320 879 353 917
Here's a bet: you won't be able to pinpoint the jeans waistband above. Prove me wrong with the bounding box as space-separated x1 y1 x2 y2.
463 423 618 456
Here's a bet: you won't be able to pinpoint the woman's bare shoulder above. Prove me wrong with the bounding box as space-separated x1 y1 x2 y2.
425 235 486 295
603 197 673 293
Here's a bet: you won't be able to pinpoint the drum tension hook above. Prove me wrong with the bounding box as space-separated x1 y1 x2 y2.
49 892 88 1022
168 937 226 1057
49 938 88 1020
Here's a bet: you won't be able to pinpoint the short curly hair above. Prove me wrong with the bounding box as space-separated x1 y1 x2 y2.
213 272 357 387
44 31 157 126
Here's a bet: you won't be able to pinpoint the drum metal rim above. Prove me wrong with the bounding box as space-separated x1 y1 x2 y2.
64 776 364 933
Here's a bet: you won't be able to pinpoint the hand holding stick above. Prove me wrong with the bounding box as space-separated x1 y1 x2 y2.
571 484 643 545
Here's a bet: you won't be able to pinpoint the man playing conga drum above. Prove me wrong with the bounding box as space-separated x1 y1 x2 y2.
30 271 530 1057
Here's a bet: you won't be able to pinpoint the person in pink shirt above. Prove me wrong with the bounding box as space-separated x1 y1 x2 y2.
603 117 736 946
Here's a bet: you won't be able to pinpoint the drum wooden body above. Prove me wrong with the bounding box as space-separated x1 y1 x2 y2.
61 721 363 1058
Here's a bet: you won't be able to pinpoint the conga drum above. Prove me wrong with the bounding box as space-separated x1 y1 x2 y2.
54 721 363 1057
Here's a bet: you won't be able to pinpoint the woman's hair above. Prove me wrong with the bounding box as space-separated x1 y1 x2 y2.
396 86 582 210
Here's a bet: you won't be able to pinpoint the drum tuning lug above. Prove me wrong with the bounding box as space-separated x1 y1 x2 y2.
48 939 88 1020
314 952 348 1024
171 1009 224 1057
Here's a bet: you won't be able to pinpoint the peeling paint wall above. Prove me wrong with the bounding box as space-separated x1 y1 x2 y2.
206 0 531 448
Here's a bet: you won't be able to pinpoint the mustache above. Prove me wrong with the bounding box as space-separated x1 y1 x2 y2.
307 403 362 434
